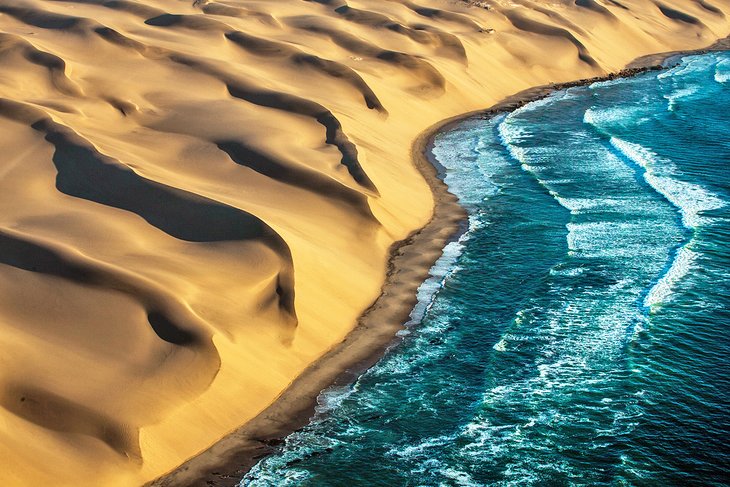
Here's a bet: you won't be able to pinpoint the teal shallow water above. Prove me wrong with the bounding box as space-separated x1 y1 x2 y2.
242 52 730 486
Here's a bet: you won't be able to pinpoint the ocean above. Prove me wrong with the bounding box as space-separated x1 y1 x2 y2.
241 51 730 486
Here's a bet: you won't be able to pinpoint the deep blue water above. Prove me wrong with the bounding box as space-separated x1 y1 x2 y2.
242 52 730 486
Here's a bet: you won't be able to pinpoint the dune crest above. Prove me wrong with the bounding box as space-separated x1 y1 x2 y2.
0 0 727 485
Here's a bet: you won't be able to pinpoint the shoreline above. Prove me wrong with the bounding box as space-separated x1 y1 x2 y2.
149 37 730 487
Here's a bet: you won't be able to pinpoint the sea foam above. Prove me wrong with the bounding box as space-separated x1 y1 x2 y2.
609 137 723 229
644 246 698 309
663 86 699 112
608 137 723 309
715 58 730 84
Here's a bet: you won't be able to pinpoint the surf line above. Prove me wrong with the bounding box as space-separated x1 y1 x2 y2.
606 137 723 312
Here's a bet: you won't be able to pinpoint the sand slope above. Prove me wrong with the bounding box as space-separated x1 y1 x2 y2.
0 0 727 485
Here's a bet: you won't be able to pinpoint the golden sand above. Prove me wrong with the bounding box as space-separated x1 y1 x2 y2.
0 1 728 485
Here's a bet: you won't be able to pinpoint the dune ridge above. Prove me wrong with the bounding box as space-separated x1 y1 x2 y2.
0 1 728 485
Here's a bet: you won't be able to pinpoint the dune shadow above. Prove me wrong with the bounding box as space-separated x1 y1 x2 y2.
215 140 374 218
33 119 275 243
0 230 199 346
0 383 141 459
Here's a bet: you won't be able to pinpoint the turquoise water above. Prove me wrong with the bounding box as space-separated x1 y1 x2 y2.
242 52 730 486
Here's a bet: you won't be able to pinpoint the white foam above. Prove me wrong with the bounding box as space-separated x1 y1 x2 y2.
549 266 586 277
663 86 699 112
242 466 312 486
386 434 484 486
715 71 730 84
608 137 722 307
644 246 698 310
406 213 477 327
506 87 577 116
411 129 502 330
386 434 453 460
554 196 625 214
657 55 715 80
609 137 724 229
714 58 730 84
314 384 356 415
565 221 652 258
588 78 617 89
496 119 529 164
433 123 508 209
583 105 645 132
438 467 480 486
657 62 688 80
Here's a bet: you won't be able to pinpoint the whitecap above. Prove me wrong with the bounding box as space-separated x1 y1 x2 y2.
496 120 529 164
240 468 312 487
644 246 698 310
549 265 586 277
609 137 724 228
554 196 625 214
493 338 507 352
657 55 715 80
714 58 730 84
385 434 454 460
314 384 356 415
583 105 644 134
663 85 699 111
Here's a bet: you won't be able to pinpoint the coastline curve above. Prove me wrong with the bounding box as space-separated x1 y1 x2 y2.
149 36 730 487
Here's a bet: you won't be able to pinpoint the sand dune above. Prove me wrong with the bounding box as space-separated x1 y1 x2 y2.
0 0 727 485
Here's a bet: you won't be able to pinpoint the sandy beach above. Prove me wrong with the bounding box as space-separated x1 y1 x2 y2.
0 1 729 486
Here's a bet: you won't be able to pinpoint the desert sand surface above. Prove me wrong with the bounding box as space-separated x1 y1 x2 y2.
0 0 728 485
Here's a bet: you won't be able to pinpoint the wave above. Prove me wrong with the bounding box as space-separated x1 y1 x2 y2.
496 114 561 182
462 302 646 482
554 196 625 214
715 58 730 84
243 464 313 486
657 55 716 80
656 55 724 110
608 137 722 309
566 221 655 258
385 431 482 487
583 105 645 131
663 86 699 111
505 100 708 318
643 246 698 309
609 137 723 229
313 384 357 415
484 104 659 478
433 128 502 207
508 88 579 115
404 221 469 329
584 107 724 229
496 117 529 165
